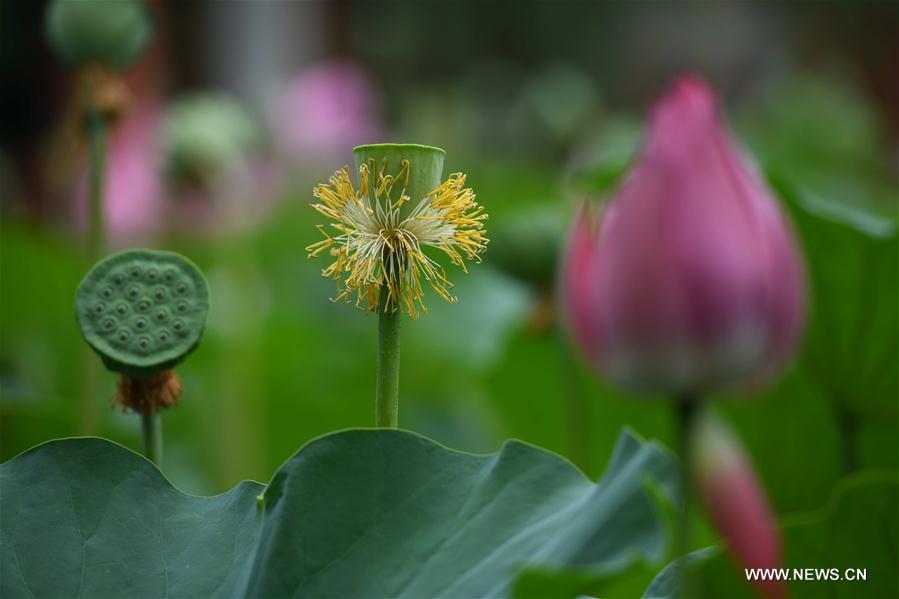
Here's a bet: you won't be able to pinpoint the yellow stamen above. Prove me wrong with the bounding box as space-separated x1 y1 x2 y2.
307 162 488 319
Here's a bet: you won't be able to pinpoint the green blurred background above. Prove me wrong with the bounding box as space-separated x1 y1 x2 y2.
1 0 896 544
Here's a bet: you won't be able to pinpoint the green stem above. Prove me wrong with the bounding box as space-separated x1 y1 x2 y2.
557 320 591 474
676 394 698 599
141 412 163 466
86 111 107 260
836 402 859 474
77 354 101 435
78 111 108 435
375 288 401 428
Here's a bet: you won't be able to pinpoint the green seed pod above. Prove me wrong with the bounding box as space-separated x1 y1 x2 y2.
76 249 209 378
163 94 261 188
45 0 153 70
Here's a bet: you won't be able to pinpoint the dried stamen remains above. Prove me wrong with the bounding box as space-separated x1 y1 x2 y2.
307 160 488 319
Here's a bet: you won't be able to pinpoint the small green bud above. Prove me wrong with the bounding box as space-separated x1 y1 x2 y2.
163 94 261 188
75 249 209 378
45 0 153 70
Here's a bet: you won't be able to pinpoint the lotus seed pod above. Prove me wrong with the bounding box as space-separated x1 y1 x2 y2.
45 0 153 70
75 249 209 378
163 94 261 188
308 143 488 319
352 143 444 206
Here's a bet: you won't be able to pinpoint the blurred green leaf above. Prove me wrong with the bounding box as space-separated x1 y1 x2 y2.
718 370 844 513
740 76 896 217
487 207 566 288
1 428 675 598
770 170 897 420
644 472 899 599
641 547 721 599
513 561 647 599
779 471 899 598
566 152 632 200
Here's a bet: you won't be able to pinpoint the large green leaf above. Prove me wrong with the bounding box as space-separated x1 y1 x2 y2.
1 428 675 598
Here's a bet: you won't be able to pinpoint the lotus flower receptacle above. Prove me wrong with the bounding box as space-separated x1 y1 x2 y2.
75 249 210 379
45 0 153 71
307 143 488 319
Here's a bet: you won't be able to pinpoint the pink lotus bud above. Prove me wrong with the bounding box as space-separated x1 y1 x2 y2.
560 75 805 393
561 204 604 358
692 412 785 599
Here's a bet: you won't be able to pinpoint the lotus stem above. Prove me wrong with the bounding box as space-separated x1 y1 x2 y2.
375 287 401 427
86 110 107 260
676 394 698 599
141 412 162 466
78 111 107 435
558 325 591 473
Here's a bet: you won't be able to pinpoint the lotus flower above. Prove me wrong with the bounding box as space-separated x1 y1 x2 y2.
561 75 805 394
692 411 785 599
271 60 382 166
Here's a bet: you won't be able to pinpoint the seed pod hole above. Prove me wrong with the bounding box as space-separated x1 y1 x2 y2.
127 286 141 299
94 303 105 314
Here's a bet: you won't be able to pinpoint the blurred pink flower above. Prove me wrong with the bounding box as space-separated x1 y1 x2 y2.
270 60 382 164
692 412 785 599
75 101 164 245
560 75 805 394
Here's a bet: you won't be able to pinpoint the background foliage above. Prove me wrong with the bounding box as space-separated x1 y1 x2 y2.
1 1 896 597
